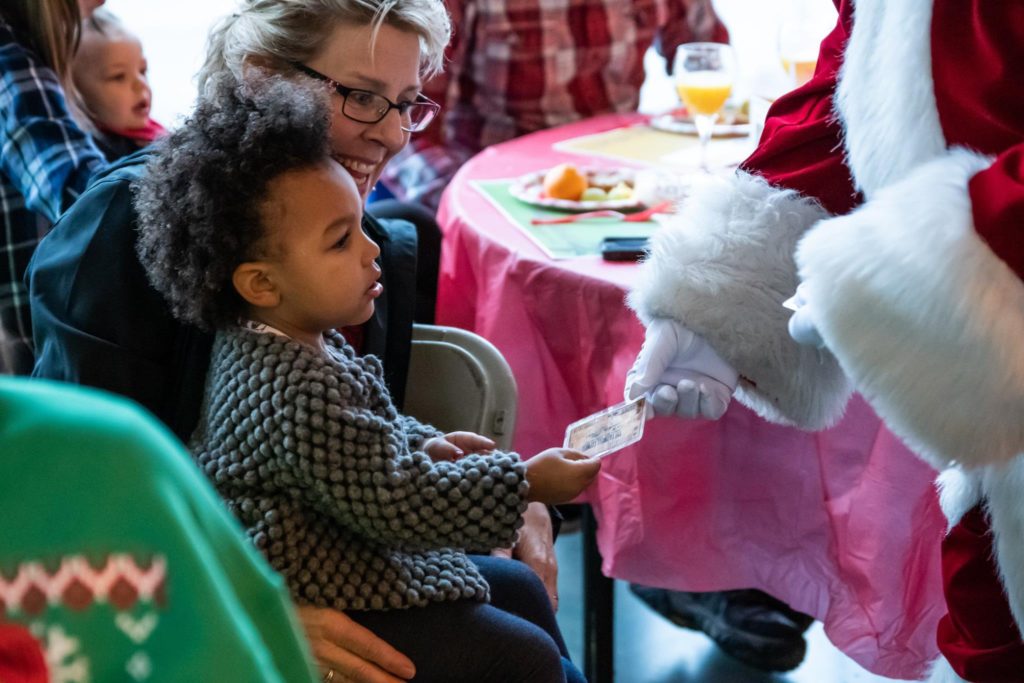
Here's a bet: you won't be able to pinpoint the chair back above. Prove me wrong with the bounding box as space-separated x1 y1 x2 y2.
404 324 518 451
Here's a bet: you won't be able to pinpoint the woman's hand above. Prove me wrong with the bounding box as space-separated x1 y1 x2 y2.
492 502 559 610
423 432 496 461
297 605 415 683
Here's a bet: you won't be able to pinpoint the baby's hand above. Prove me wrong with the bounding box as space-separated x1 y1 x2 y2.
423 432 496 462
525 448 601 504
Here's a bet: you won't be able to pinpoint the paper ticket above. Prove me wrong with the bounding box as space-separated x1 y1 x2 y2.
562 396 647 459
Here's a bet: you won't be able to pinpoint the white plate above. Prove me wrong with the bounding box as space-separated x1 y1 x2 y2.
509 168 643 212
649 113 752 138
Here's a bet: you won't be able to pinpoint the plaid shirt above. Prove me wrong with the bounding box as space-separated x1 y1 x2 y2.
1 22 105 372
381 0 727 209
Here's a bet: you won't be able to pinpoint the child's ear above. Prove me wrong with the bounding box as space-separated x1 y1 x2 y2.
232 262 280 309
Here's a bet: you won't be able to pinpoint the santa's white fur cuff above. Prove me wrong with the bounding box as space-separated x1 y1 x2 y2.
629 171 852 429
797 148 1024 470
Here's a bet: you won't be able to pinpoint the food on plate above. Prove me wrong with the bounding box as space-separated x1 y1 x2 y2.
543 163 589 201
511 166 640 210
541 165 634 202
607 182 633 200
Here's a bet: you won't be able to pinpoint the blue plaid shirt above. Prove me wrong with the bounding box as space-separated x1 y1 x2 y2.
1 21 105 372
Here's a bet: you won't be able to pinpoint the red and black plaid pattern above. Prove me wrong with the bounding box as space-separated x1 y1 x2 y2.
382 0 727 209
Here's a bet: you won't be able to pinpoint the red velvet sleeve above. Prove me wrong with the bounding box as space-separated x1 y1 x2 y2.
740 0 860 216
969 145 1024 281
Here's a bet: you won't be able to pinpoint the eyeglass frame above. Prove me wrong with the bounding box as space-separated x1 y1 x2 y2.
292 62 440 133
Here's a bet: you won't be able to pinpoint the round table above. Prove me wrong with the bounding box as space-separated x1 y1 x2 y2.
435 114 945 679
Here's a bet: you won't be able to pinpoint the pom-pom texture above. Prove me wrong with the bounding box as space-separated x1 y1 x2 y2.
191 327 529 610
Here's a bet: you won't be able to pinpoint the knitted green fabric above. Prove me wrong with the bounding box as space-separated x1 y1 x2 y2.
0 377 317 682
191 327 529 611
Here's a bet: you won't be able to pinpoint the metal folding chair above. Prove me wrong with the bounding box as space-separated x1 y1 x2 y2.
404 324 615 683
404 324 517 450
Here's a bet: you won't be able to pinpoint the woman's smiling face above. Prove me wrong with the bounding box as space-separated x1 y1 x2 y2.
305 22 423 201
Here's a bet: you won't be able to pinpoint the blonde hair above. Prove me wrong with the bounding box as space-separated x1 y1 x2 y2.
82 7 131 41
0 0 81 84
197 0 451 96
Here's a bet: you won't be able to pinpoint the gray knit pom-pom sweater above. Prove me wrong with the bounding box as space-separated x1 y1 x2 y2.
189 326 530 611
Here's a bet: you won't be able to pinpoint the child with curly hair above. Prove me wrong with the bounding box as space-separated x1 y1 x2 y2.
71 8 164 159
134 75 596 683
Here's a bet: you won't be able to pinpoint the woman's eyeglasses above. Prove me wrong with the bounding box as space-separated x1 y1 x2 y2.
293 63 440 133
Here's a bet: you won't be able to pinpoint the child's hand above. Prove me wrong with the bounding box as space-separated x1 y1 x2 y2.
445 431 495 454
423 432 496 462
524 448 601 504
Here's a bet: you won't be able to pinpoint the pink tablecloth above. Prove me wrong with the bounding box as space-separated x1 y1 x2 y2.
435 114 946 679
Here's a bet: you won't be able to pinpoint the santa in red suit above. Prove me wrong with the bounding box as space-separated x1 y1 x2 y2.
626 1 1024 681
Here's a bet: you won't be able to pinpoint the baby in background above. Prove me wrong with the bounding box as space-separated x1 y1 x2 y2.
72 8 165 160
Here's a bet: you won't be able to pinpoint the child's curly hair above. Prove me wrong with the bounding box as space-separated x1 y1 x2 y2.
134 75 332 330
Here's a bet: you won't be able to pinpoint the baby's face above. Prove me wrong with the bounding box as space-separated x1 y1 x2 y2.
73 32 151 130
256 162 382 333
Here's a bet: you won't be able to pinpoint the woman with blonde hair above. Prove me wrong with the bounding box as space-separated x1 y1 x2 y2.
31 1 582 681
197 0 450 203
0 0 105 373
199 0 454 325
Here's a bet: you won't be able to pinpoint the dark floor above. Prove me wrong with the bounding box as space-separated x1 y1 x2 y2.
553 530 909 683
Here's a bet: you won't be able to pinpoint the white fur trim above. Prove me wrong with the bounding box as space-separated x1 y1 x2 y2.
838 0 946 197
982 456 1024 640
629 171 852 429
797 149 1024 470
936 467 983 529
924 656 969 683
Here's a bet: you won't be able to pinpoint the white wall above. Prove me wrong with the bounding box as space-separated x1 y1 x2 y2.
103 0 237 126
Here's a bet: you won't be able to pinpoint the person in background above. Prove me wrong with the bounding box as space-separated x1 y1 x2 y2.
379 0 728 211
0 376 319 682
0 0 105 374
625 1 1024 680
135 73 599 683
71 7 166 160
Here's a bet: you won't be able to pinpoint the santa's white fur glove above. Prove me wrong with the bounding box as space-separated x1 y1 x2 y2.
625 318 738 420
786 283 826 349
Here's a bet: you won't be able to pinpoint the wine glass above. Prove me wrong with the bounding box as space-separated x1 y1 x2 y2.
673 43 737 173
778 17 820 88
777 0 834 89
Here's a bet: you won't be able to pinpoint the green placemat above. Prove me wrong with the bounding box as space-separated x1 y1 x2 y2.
471 179 659 259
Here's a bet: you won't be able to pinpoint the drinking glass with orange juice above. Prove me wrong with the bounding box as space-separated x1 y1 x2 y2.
780 57 817 87
673 43 737 172
777 0 834 89
778 23 818 88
